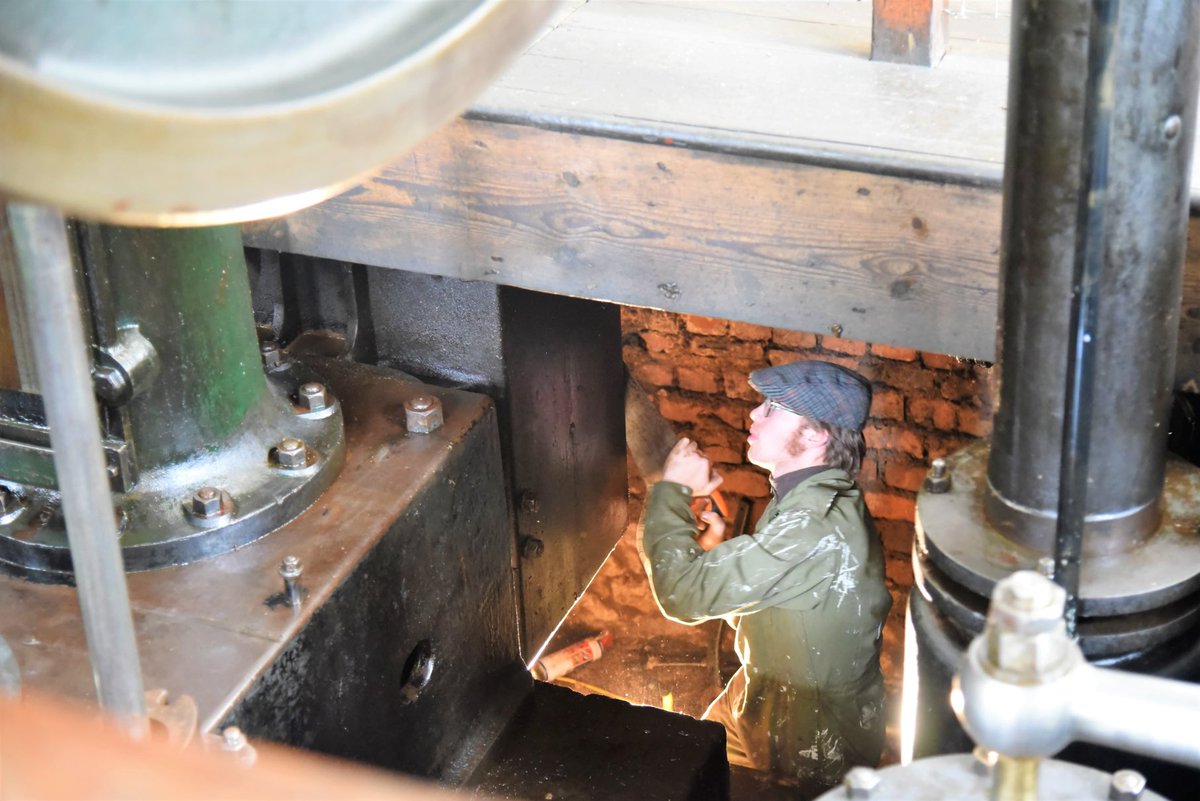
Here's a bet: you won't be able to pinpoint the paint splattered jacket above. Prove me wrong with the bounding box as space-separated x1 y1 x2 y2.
637 468 892 783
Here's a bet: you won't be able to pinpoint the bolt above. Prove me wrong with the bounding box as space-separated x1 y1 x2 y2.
520 491 540 514
521 536 545 559
971 746 997 776
986 571 1072 679
405 395 443 434
924 458 952 494
298 382 330 412
273 438 309 469
1037 556 1056 580
1163 115 1182 142
280 556 303 606
843 766 880 798
260 341 282 369
92 365 128 403
1109 769 1146 801
221 726 247 752
190 487 223 518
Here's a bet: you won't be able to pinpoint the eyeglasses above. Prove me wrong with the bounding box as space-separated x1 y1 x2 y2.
762 400 786 418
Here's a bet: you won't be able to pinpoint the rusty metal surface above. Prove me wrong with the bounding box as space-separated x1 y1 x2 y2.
916 442 1200 616
0 357 524 783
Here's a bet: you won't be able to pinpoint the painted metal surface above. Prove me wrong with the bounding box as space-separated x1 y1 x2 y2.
0 1 560 225
0 358 523 780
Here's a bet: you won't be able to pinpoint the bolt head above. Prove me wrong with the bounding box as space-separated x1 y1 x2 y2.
1109 769 1146 800
274 438 309 469
924 458 952 494
260 341 282 368
280 555 303 579
190 487 223 517
521 536 545 559
298 382 330 412
405 395 443 434
1163 115 1183 141
221 726 246 751
843 766 880 797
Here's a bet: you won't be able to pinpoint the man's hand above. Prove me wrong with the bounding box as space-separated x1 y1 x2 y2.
696 510 726 551
662 437 723 496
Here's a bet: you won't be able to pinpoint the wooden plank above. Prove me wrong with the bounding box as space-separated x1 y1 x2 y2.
245 117 1003 360
244 116 1200 390
872 0 948 66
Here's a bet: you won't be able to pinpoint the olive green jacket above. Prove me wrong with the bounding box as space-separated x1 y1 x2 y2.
637 469 891 783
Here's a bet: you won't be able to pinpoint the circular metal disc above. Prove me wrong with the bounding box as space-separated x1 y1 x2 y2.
811 755 1166 801
0 0 557 225
917 442 1200 616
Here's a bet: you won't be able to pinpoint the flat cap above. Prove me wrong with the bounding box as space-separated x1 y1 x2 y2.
749 360 871 430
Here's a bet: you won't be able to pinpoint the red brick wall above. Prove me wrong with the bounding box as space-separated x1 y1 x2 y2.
623 307 995 701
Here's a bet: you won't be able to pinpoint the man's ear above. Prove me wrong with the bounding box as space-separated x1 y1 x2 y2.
802 425 830 448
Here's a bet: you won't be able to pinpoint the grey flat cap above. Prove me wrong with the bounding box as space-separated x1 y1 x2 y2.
749 360 871 430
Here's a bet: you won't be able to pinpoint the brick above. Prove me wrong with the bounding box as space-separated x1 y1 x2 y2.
883 458 928 494
921 352 962 371
870 389 904 422
720 466 771 498
631 359 675 388
871 343 919 362
939 375 980 402
957 406 991 438
642 309 681 334
729 320 774 341
723 369 760 401
821 335 869 356
693 420 745 453
689 337 764 362
772 329 819 349
886 555 915 587
876 520 915 556
864 423 925 459
712 399 752 430
767 349 803 366
640 331 678 353
706 446 744 465
656 392 707 424
874 361 938 395
860 455 879 483
683 314 728 336
908 397 957 431
866 491 916 522
678 366 719 394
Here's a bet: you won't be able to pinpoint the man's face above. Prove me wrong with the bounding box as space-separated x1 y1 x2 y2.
747 399 812 473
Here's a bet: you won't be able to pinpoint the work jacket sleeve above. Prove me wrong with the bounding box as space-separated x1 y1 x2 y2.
637 480 842 624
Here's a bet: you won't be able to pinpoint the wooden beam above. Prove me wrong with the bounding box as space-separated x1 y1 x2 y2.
244 118 1002 363
871 0 948 67
241 116 1200 389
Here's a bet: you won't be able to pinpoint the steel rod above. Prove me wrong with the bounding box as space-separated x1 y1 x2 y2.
7 203 146 734
1054 0 1120 636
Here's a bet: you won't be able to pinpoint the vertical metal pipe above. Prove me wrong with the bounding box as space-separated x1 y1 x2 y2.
987 0 1200 558
1055 0 1120 636
7 204 146 734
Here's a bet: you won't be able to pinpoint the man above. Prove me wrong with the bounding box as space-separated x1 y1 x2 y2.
637 360 891 790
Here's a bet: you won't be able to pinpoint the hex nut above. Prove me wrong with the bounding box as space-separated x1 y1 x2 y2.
1109 769 1147 801
843 766 881 798
923 458 952 494
986 571 1073 680
280 555 303 581
190 487 223 518
298 382 330 412
273 438 309 469
405 395 443 434
521 536 545 559
260 341 283 368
